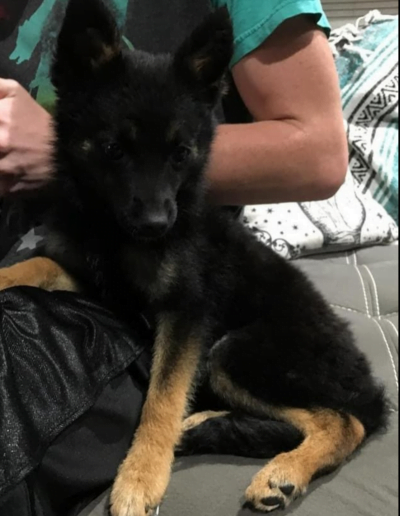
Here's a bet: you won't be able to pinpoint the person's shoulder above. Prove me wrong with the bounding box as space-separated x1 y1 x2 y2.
211 0 331 66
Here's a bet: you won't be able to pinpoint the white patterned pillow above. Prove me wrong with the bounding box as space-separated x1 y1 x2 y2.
243 168 398 260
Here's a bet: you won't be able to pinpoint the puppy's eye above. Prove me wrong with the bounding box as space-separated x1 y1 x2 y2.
170 145 191 168
102 142 124 161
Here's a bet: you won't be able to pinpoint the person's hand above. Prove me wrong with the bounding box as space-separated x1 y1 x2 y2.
0 79 53 196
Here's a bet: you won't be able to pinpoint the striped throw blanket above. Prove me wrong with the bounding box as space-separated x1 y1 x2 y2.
331 10 399 222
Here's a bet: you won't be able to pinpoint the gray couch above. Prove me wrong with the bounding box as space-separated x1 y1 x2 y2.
80 244 398 516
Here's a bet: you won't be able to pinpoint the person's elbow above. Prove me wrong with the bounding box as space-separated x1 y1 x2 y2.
305 123 348 201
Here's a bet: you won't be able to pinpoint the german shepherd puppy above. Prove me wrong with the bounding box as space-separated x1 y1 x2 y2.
0 1 388 515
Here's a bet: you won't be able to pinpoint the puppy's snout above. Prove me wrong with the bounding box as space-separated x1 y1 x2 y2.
140 210 170 238
137 198 177 238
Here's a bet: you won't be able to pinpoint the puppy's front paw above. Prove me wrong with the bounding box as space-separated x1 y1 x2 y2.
110 451 172 516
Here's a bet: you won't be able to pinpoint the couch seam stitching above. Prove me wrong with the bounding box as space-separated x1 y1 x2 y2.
354 264 371 317
330 305 398 319
330 304 369 316
363 265 381 319
386 319 399 339
372 319 399 391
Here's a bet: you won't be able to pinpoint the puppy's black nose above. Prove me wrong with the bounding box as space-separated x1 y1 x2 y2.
139 211 170 238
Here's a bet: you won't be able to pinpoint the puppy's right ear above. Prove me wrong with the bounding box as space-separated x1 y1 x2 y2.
52 0 122 89
173 7 233 105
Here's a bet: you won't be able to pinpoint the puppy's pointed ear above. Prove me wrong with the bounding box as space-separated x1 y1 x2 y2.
52 0 122 88
173 7 233 105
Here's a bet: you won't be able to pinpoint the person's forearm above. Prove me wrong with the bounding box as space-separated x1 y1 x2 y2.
206 119 347 206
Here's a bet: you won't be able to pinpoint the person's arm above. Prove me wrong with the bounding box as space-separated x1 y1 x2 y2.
207 15 348 205
0 79 53 196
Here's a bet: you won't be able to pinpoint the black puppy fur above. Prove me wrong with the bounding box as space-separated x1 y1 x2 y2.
5 0 388 513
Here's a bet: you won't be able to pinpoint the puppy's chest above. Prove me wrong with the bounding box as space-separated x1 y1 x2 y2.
119 246 178 301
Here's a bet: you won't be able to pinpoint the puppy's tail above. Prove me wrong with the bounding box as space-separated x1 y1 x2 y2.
176 412 304 458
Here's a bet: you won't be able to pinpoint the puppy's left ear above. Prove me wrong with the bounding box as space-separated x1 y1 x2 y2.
52 0 122 90
173 7 233 105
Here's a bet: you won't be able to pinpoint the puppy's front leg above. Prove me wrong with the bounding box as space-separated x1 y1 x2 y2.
110 312 201 516
0 257 78 292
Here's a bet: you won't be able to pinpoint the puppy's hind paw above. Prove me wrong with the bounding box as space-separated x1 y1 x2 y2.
244 457 308 512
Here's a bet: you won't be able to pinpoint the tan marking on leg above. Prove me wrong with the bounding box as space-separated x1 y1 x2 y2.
0 258 78 292
110 314 201 516
210 364 365 512
182 410 230 433
210 361 270 416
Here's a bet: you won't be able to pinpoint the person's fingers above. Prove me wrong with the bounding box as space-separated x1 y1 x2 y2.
0 78 18 100
0 175 18 196
0 129 10 153
9 179 45 193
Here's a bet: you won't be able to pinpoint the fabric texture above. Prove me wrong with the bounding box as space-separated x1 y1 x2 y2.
79 245 399 516
331 11 399 223
0 287 151 502
211 0 330 66
0 373 149 516
0 224 46 266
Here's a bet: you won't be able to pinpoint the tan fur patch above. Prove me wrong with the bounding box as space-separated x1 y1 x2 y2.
182 410 230 432
110 314 201 516
210 360 269 416
191 55 211 76
90 42 121 69
0 257 79 292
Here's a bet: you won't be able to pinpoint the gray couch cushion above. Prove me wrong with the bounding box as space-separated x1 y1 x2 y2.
81 245 398 516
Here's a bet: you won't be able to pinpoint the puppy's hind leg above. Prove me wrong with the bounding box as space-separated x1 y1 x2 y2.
0 257 78 292
208 336 366 513
244 407 365 512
